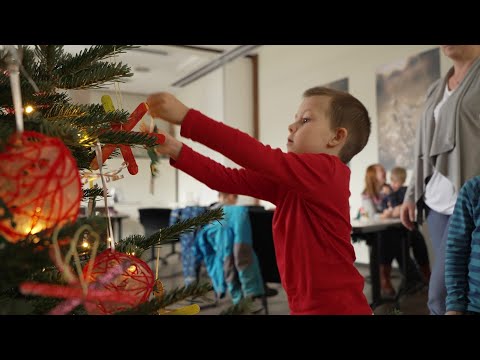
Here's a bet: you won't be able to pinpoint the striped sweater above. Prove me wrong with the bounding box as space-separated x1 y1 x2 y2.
445 176 480 313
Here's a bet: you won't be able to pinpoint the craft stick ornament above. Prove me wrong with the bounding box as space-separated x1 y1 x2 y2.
161 304 201 315
101 94 116 113
139 121 165 195
90 102 149 174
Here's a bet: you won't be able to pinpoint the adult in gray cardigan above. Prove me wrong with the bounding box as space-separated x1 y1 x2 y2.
400 45 480 315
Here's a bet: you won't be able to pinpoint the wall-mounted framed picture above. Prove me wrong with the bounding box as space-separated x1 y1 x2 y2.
324 77 349 93
376 48 440 170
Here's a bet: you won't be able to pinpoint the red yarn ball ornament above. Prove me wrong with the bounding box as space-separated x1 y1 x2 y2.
82 249 155 315
0 131 82 243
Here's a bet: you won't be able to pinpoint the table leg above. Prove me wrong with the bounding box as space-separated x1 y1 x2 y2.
369 233 382 309
397 230 411 299
118 218 123 241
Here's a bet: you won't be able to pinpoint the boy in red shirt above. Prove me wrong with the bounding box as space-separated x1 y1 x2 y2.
146 87 372 314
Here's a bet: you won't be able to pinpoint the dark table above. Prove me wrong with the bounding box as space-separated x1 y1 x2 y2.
351 218 411 310
79 211 129 244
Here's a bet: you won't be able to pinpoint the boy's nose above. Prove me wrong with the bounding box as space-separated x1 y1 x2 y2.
288 123 296 133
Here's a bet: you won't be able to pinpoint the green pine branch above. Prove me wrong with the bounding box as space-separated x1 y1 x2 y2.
27 92 70 108
83 185 105 202
57 216 107 241
33 46 65 92
220 297 255 315
115 208 224 254
0 114 81 147
69 147 98 170
0 116 145 168
58 62 133 90
0 85 69 109
98 130 159 147
0 49 9 71
34 118 82 145
147 207 224 245
48 103 129 124
0 240 52 291
113 235 145 257
34 45 64 73
0 116 16 147
114 282 213 315
59 45 137 75
0 296 35 315
0 114 88 149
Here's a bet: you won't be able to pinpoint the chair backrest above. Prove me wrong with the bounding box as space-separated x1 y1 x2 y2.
248 209 281 283
247 205 265 211
138 208 172 237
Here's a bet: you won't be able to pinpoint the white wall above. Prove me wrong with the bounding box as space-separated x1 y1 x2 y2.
257 45 452 263
223 58 255 206
174 68 225 207
175 58 255 207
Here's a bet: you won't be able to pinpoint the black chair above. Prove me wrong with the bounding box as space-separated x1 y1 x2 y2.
248 209 281 284
247 205 266 212
248 208 282 314
138 208 178 265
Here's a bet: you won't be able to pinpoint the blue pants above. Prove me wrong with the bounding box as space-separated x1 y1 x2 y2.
169 207 206 286
426 209 451 315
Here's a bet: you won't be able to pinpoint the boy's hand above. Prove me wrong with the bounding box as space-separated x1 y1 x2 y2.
139 121 183 160
155 132 183 160
146 92 190 125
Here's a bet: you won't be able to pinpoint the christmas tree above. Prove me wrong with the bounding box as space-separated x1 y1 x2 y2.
0 45 224 315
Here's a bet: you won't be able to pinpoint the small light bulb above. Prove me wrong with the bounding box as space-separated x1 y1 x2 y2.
128 265 137 273
82 241 90 249
25 105 34 114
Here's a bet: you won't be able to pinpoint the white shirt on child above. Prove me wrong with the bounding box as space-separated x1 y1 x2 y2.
424 84 457 215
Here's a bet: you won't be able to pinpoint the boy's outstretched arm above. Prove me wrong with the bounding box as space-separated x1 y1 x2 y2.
147 93 338 196
149 128 278 204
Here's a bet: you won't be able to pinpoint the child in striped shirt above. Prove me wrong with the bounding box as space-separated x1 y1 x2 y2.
445 175 480 315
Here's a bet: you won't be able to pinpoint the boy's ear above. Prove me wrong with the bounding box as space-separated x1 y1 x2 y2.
328 127 348 147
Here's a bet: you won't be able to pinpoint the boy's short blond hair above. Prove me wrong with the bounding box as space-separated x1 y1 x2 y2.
303 86 371 164
390 166 407 184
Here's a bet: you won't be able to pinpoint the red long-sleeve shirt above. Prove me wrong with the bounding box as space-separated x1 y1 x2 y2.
171 109 371 315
